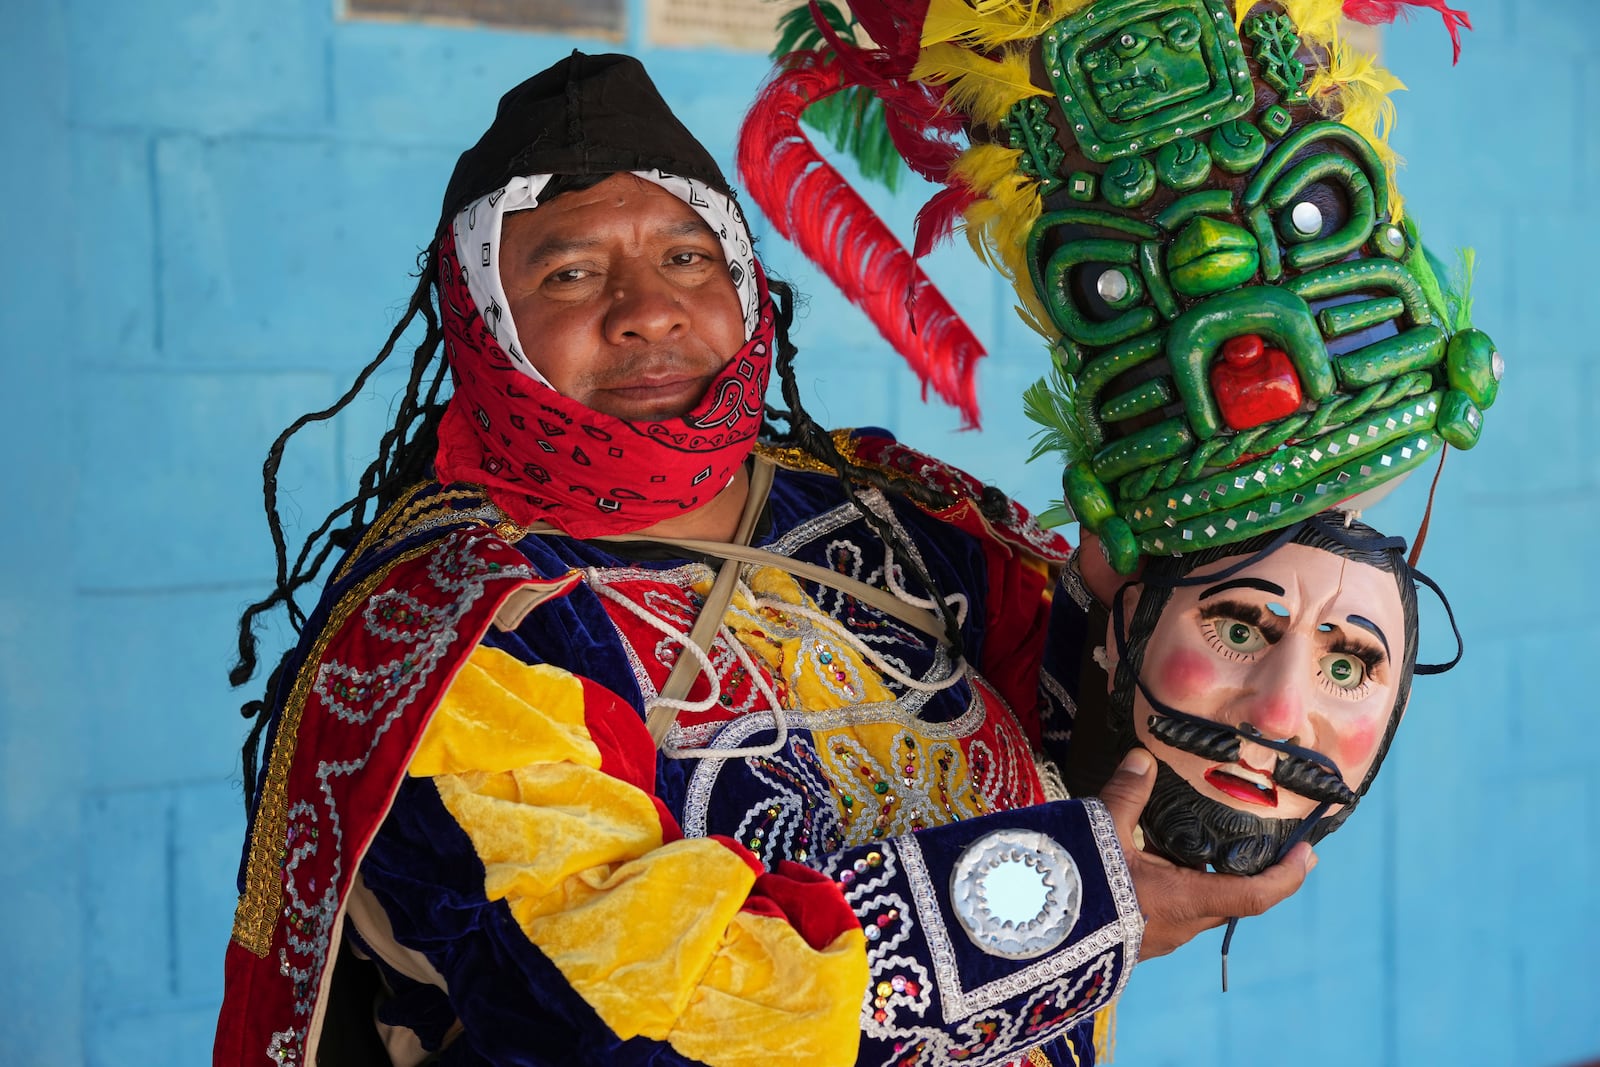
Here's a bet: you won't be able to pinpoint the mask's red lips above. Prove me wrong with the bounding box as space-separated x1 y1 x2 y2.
1204 762 1279 808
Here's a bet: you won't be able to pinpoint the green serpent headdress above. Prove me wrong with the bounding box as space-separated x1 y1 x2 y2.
745 0 1493 572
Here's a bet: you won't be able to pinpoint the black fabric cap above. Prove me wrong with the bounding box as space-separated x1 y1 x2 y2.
439 51 731 225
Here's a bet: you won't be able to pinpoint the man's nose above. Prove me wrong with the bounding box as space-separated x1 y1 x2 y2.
1236 637 1314 743
604 267 687 343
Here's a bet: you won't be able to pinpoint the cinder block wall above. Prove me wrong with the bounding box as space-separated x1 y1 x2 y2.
0 1 1593 1064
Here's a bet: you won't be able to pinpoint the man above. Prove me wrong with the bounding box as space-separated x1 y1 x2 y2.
215 52 1311 1067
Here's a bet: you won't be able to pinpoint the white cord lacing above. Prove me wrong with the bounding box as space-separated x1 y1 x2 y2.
590 570 789 760
661 624 789 760
748 595 967 694
883 555 969 630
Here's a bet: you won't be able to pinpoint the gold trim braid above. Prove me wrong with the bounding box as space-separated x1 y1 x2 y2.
231 541 441 955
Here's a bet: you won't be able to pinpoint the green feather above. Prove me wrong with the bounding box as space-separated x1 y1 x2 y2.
801 89 905 193
1445 247 1477 332
768 1 908 193
1022 360 1088 468
771 1 854 59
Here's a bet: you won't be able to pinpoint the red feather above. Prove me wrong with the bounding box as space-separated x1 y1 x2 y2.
740 56 985 427
913 183 977 259
1342 0 1472 63
801 0 962 183
883 86 965 183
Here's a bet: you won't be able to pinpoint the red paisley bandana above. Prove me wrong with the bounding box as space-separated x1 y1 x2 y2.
433 231 775 538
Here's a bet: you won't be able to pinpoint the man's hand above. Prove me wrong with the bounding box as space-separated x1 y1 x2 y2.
1099 748 1316 959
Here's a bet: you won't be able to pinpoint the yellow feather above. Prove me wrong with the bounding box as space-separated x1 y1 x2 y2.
1228 1 1410 219
1234 0 1343 42
911 44 1046 127
923 0 1093 49
952 145 1056 340
1310 36 1409 218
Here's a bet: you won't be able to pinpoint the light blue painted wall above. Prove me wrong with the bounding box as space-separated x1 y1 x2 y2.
0 1 1593 1064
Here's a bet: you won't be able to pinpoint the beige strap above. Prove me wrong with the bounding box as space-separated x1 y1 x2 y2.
513 456 950 746
642 457 776 743
592 534 948 644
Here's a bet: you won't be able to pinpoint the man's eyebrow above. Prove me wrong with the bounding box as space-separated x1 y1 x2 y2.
1345 614 1390 655
662 219 715 240
517 220 716 265
519 234 602 264
1197 577 1286 601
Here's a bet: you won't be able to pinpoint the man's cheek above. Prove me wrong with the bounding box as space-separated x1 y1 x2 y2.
1154 648 1215 702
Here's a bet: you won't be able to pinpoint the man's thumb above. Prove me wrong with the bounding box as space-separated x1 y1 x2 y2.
1098 747 1155 828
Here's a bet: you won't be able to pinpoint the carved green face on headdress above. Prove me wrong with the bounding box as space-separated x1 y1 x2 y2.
1009 0 1501 572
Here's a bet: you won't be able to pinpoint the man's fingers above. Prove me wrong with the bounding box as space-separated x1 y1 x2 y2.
1174 842 1318 920
1097 748 1155 834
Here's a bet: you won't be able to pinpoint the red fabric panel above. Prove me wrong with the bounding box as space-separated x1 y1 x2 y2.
744 861 860 952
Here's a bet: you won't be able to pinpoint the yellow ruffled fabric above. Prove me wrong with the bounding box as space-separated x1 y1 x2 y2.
412 645 868 1067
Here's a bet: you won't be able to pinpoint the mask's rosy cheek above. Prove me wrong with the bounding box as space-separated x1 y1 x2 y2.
1336 714 1384 775
1154 648 1216 702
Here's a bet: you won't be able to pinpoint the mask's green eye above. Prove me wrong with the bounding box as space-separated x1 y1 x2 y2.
1320 653 1366 689
1212 619 1267 653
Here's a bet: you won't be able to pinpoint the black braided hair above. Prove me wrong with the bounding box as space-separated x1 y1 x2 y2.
230 175 621 811
229 243 446 810
763 279 1003 660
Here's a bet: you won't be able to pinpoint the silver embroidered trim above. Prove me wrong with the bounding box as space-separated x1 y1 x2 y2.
1039 668 1077 732
1083 797 1146 975
899 808 1141 1023
681 681 983 839
764 501 865 556
1060 555 1095 613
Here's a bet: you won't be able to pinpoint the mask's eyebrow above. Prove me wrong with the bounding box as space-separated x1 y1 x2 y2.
1197 577 1286 601
1344 614 1390 655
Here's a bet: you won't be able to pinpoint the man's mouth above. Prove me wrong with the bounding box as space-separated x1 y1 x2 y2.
596 365 716 417
1204 762 1279 808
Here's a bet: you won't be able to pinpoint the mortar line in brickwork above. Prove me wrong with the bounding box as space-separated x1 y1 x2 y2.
1566 59 1584 207
166 799 180 996
324 35 337 126
1380 786 1398 1067
1503 210 1519 355
75 119 463 156
73 361 340 379
146 136 164 353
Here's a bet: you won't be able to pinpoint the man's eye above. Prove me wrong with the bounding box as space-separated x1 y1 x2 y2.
1319 653 1366 690
1211 619 1267 654
548 267 591 283
668 250 713 267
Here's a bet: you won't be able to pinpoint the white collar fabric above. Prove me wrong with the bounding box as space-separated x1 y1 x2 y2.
451 171 760 389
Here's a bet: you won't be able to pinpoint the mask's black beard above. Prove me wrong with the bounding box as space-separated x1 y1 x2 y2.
1140 761 1351 875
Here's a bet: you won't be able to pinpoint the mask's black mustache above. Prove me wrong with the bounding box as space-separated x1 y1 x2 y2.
1271 756 1356 807
1147 714 1357 806
1147 714 1239 763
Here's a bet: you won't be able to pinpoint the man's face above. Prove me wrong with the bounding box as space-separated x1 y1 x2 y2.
499 173 745 421
1110 542 1408 821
